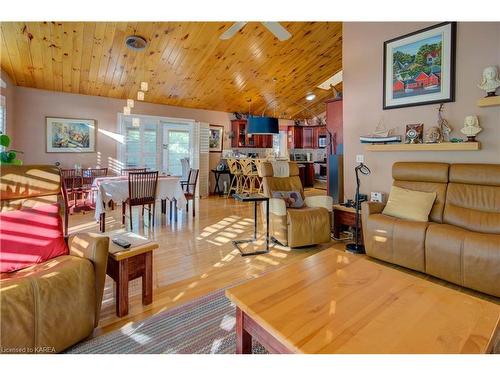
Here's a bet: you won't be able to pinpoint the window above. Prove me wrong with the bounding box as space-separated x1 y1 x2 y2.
122 116 159 170
0 95 5 135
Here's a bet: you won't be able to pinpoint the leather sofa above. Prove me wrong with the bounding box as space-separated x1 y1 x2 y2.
362 162 500 297
0 165 109 353
259 161 333 248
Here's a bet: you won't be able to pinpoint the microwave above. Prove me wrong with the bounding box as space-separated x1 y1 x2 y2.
318 135 327 148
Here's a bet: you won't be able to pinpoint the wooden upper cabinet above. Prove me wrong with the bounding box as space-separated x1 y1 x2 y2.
288 126 303 149
313 127 327 148
231 120 247 148
326 99 343 151
302 127 314 149
231 120 274 148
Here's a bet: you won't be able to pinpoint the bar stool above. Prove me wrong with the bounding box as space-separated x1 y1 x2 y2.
226 158 243 198
240 159 260 194
253 159 264 194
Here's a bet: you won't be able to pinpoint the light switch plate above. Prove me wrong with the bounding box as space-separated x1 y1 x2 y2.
356 154 364 163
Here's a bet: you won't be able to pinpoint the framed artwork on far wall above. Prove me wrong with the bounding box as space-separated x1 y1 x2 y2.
209 124 224 153
383 22 456 110
46 117 96 153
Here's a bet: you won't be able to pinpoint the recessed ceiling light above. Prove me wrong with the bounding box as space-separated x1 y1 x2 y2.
305 93 316 101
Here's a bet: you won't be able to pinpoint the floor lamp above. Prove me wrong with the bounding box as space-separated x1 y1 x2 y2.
346 162 371 254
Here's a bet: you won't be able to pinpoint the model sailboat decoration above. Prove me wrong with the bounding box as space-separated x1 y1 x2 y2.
359 119 402 144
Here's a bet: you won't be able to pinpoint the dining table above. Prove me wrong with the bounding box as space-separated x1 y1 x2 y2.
93 175 187 232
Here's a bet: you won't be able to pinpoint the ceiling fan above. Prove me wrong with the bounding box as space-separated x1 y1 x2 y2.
220 22 292 41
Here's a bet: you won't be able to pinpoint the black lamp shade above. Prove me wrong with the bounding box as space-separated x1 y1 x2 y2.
247 116 279 134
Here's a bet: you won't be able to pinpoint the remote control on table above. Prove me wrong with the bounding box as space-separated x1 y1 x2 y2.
112 238 131 249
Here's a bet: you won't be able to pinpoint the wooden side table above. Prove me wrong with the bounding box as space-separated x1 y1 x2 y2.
106 232 159 317
332 204 363 245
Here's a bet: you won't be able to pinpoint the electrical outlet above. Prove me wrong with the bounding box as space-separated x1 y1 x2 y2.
356 154 364 163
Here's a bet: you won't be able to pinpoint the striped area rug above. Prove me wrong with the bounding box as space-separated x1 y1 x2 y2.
66 288 267 354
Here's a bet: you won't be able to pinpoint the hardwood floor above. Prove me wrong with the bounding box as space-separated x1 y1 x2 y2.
68 191 337 337
68 190 498 351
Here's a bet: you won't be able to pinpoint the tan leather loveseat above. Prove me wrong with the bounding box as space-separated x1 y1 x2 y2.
362 162 500 297
0 165 109 353
259 161 333 248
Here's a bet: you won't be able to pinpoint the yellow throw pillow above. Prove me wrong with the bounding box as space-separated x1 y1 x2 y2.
382 186 437 222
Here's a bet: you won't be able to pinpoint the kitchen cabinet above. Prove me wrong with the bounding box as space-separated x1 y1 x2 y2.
305 163 315 187
313 127 327 148
302 127 314 148
325 98 343 202
297 163 315 187
287 126 303 149
288 125 324 149
231 120 273 148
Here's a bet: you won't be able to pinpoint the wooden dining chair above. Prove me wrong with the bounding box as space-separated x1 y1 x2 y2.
122 171 159 230
81 168 108 205
60 168 82 209
121 167 147 176
181 168 199 217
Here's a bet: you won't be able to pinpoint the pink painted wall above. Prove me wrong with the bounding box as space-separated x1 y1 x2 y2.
343 22 500 199
13 87 233 188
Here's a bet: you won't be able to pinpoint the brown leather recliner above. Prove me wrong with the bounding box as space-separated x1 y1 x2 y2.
362 162 500 297
259 161 333 248
0 165 109 353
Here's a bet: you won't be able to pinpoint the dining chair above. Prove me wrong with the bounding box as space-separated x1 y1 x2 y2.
81 168 108 205
181 168 199 217
180 158 190 181
121 167 147 176
122 171 159 230
60 168 82 214
226 158 243 198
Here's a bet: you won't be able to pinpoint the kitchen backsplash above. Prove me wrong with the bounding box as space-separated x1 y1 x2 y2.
290 148 327 161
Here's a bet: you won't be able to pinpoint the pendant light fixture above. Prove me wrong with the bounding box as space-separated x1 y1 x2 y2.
140 82 148 92
123 106 131 115
247 78 279 134
127 99 135 108
132 117 140 127
137 91 145 101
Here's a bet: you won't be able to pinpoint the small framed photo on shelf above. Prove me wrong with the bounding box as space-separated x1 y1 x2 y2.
209 124 224 153
46 117 96 153
383 22 456 110
405 123 424 144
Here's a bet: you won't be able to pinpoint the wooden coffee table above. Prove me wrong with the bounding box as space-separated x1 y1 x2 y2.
106 231 159 317
226 249 500 354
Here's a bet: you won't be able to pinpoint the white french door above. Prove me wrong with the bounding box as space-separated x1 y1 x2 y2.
162 128 190 176
118 114 209 197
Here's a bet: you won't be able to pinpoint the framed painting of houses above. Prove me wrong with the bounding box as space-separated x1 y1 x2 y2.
208 124 224 152
46 117 96 153
383 22 456 110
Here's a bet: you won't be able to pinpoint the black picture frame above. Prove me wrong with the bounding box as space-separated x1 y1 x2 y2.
383 22 456 110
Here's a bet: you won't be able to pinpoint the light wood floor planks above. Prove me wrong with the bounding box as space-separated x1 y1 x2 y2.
68 192 335 337
68 192 499 343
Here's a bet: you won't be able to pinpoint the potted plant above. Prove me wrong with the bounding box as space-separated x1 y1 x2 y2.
0 132 23 165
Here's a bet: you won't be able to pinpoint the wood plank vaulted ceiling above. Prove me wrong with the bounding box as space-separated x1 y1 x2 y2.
0 22 342 119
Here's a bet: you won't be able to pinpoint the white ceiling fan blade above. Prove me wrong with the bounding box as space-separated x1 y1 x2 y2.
261 22 292 41
220 22 248 40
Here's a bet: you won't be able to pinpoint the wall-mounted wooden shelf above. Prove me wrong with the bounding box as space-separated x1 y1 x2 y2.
365 142 480 152
477 96 500 107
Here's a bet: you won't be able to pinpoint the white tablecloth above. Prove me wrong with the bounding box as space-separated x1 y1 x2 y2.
93 176 187 221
